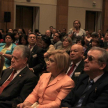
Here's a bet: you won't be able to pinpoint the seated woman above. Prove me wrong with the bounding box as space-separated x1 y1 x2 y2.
0 54 4 78
17 50 75 108
0 33 16 70
61 36 72 54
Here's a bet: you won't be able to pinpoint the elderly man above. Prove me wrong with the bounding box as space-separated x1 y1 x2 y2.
0 45 37 108
66 44 84 84
45 30 51 38
61 47 108 108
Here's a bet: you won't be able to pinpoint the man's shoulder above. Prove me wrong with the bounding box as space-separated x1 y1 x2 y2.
21 67 36 78
33 45 43 52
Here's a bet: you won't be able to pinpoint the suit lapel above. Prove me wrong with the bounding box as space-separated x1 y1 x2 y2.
72 60 84 79
83 73 107 105
5 67 28 88
47 73 65 88
0 69 12 86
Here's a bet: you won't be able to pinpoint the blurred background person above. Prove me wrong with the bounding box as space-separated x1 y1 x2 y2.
18 28 26 34
7 28 13 33
0 33 4 43
0 54 4 78
68 20 86 45
19 34 28 45
42 36 55 62
17 50 75 108
0 29 5 40
0 33 16 70
61 36 72 54
14 33 20 45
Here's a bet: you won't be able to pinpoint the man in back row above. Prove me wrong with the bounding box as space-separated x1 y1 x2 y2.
0 45 37 108
61 47 108 108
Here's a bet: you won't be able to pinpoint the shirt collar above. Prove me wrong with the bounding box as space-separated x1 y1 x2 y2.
89 73 104 83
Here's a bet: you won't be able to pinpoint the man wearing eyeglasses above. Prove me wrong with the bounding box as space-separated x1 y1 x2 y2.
28 33 46 79
61 47 108 108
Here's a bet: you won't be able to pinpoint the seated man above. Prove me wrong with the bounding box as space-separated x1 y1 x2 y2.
28 33 46 79
61 47 108 108
0 45 37 108
51 32 62 49
66 44 84 84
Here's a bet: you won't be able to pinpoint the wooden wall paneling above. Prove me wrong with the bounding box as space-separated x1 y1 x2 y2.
56 0 68 32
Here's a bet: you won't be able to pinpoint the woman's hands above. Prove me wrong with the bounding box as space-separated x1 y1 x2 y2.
17 101 32 108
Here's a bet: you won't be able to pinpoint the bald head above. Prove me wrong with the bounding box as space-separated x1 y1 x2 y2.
45 30 51 37
70 44 84 63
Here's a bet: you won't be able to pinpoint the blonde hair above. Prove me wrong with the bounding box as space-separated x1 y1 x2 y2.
49 50 71 73
62 36 72 51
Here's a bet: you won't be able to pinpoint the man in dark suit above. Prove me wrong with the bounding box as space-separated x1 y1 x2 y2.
28 33 46 79
66 44 84 84
61 47 108 108
0 45 37 108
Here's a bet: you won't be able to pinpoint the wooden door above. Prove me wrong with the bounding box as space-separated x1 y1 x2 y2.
85 11 96 32
16 6 33 34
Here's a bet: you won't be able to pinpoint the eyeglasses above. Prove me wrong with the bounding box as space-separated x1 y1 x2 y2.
29 37 36 39
86 55 97 61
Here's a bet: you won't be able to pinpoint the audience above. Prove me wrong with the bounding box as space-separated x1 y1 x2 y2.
0 33 16 70
17 50 75 108
0 25 108 108
0 45 37 108
61 47 108 108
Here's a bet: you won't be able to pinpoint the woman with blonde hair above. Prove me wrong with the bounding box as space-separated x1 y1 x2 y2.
61 36 72 54
17 50 75 108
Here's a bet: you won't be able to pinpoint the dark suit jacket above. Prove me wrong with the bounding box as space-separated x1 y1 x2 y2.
0 67 37 108
28 45 46 78
71 60 84 84
61 73 108 108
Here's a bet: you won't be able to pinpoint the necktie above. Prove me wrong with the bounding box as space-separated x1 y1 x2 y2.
67 64 76 76
75 79 94 107
0 70 16 94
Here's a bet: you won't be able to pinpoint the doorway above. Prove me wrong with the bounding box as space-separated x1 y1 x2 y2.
16 5 39 34
85 11 102 32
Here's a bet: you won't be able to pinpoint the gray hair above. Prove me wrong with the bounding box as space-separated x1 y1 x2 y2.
14 45 30 62
90 47 108 72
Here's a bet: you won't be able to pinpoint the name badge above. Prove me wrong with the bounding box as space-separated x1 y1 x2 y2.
32 54 37 58
75 72 81 77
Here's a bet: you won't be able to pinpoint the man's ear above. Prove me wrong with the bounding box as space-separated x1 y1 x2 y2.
99 63 106 70
23 57 28 64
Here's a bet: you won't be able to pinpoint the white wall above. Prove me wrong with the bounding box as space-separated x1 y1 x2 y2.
14 0 57 34
14 0 103 33
68 0 103 30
